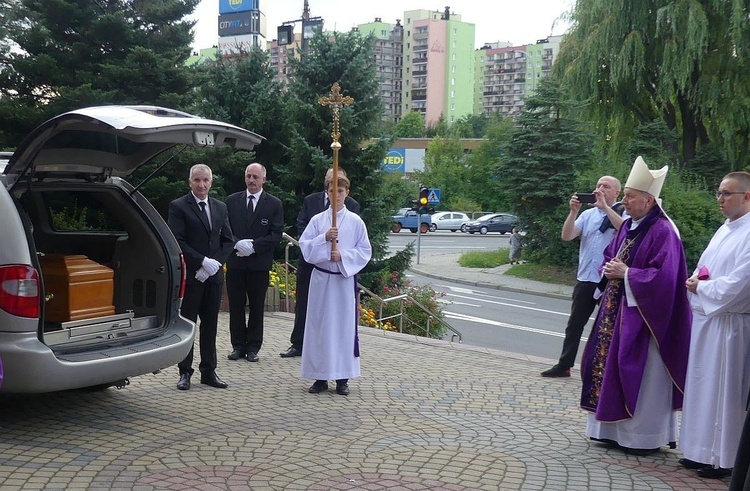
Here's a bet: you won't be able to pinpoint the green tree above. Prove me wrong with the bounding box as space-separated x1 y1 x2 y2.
189 47 288 197
0 0 199 149
393 111 426 138
555 0 750 169
450 114 489 138
496 76 595 266
415 136 466 211
282 30 390 257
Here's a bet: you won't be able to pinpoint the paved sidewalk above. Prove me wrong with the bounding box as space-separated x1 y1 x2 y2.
0 256 730 490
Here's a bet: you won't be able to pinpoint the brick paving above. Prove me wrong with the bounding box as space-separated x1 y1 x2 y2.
0 307 731 490
0 250 731 490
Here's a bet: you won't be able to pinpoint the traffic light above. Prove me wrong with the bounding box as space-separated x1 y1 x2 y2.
418 186 429 214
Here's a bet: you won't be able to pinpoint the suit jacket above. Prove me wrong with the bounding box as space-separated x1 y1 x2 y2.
296 191 360 236
226 189 284 271
167 194 235 285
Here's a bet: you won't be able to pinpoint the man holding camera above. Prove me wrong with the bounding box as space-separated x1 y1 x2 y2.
541 175 625 378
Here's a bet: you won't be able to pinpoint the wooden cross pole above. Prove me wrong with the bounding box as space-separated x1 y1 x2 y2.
318 82 354 251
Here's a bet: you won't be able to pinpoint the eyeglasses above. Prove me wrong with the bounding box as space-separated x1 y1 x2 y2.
715 191 746 200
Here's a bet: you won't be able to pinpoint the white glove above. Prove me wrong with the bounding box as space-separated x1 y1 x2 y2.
195 267 210 283
235 239 255 257
201 257 221 276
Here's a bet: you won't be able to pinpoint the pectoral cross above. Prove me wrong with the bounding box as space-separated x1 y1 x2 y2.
318 83 354 249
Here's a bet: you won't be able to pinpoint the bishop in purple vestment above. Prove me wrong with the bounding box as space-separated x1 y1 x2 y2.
580 156 692 454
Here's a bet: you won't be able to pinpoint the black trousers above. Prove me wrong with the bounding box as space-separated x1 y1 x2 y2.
226 268 269 353
178 280 222 375
557 281 599 369
289 258 314 349
730 409 750 490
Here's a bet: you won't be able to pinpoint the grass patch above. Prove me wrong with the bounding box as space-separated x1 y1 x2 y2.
504 262 577 286
458 248 510 268
457 249 578 286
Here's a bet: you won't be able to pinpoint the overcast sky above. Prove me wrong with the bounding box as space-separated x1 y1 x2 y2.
190 0 573 52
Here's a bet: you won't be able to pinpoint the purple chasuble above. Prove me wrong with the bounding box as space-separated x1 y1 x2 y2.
580 206 692 422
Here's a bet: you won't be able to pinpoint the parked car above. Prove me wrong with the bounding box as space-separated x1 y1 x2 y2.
464 213 518 234
429 211 470 232
391 209 431 233
0 105 264 393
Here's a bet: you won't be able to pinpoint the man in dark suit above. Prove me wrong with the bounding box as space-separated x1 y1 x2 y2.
168 164 235 390
280 167 360 358
225 162 284 363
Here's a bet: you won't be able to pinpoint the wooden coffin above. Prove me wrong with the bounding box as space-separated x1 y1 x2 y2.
39 254 115 323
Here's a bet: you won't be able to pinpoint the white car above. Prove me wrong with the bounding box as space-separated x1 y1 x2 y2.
429 211 470 232
0 105 263 393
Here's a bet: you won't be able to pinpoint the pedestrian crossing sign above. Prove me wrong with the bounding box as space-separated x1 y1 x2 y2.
427 189 440 205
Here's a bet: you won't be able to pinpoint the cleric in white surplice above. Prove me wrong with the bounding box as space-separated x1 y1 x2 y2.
680 171 750 479
298 174 371 395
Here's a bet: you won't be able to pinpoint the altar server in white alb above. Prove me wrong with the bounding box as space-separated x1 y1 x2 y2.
299 173 371 396
680 171 750 480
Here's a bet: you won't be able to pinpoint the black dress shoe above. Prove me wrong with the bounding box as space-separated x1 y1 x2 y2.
678 458 707 470
280 345 302 358
200 372 228 389
622 446 660 456
227 349 245 360
245 351 259 362
308 380 328 393
696 466 732 479
541 364 571 378
336 382 350 396
177 373 191 390
590 437 619 448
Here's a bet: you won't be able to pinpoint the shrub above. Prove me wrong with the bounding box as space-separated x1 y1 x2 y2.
359 255 447 339
270 261 296 299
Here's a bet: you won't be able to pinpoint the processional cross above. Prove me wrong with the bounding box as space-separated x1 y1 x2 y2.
319 82 354 250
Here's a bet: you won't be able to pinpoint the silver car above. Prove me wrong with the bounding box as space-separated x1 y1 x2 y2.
0 105 263 393
429 211 470 232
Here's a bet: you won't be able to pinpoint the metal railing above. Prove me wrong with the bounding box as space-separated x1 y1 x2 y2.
357 284 462 343
279 233 462 343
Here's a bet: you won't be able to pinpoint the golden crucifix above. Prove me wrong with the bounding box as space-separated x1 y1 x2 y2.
319 82 354 251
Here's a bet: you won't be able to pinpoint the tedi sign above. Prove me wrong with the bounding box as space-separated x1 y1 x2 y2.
219 0 257 14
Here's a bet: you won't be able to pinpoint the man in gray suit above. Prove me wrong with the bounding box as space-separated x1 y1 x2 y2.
225 162 284 363
168 164 234 390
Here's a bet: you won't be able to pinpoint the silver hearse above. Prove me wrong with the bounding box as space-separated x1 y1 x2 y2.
0 106 263 393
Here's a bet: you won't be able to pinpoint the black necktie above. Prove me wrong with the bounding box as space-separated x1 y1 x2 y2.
198 201 210 230
247 195 255 221
324 195 329 208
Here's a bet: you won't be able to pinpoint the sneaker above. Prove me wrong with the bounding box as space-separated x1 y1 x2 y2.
541 365 571 378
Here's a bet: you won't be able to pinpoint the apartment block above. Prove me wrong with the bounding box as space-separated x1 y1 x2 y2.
401 8 475 126
474 36 563 117
357 19 404 124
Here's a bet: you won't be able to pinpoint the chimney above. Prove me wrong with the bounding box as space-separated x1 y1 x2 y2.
443 6 450 20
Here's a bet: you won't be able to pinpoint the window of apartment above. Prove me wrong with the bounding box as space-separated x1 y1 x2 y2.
451 78 455 86
451 90 455 98
453 28 457 35
450 103 455 110
452 53 456 60
452 66 456 73
452 40 456 48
